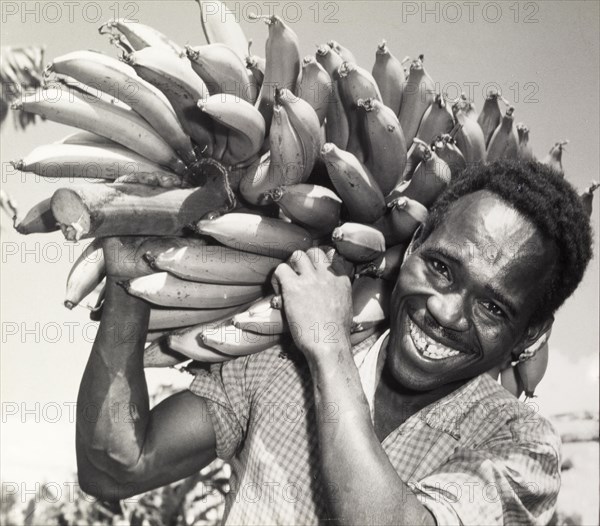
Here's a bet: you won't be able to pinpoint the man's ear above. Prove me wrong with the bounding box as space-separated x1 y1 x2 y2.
511 316 554 361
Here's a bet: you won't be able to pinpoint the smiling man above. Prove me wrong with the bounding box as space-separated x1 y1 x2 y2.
76 161 592 525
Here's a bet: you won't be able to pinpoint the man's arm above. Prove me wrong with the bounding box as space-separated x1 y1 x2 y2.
76 240 217 500
273 249 435 525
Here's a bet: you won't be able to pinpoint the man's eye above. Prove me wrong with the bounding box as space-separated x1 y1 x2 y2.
481 301 505 318
430 259 450 279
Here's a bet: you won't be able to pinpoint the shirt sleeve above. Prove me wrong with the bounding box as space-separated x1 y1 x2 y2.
188 345 286 461
413 411 562 525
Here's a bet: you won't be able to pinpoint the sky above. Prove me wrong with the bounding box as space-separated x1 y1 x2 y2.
1 0 599 492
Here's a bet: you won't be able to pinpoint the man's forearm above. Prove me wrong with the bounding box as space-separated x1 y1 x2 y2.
76 277 151 487
307 346 435 525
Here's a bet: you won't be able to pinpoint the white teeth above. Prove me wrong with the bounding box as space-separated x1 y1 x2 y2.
408 319 461 360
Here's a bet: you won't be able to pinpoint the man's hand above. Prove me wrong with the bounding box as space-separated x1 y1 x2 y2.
273 247 353 359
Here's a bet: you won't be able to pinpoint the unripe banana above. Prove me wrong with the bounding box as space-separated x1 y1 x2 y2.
500 366 524 398
14 197 58 235
477 89 502 147
65 239 106 309
398 57 435 146
321 143 386 224
195 213 312 259
542 140 568 176
351 276 391 332
148 244 282 285
123 271 264 309
254 14 301 131
392 139 451 207
517 342 549 398
371 40 405 116
13 88 186 174
327 40 357 63
452 99 487 165
580 181 599 217
357 244 406 281
298 56 333 125
201 323 281 356
232 295 287 334
197 93 265 165
415 94 454 146
124 47 214 156
149 303 248 330
196 0 250 62
432 130 466 177
51 177 234 241
516 123 536 162
357 97 407 195
186 43 253 102
46 49 196 164
99 18 184 55
332 223 386 263
12 143 182 183
388 196 429 242
486 106 519 161
277 88 322 181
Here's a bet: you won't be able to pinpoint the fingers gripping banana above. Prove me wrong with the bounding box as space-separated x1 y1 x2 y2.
372 40 405 116
47 50 196 165
14 88 186 174
197 93 265 165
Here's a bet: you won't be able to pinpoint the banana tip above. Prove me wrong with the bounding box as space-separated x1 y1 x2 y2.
64 300 75 310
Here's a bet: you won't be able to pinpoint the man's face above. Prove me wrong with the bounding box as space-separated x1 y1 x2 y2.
387 190 557 391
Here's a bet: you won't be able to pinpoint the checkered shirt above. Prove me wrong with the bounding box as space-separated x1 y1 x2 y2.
189 331 561 525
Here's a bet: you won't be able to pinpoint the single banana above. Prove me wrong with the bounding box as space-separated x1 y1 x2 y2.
265 184 342 236
149 303 250 330
452 99 487 165
298 56 333 125
147 244 282 285
168 318 236 362
99 19 184 55
56 130 117 146
350 326 380 345
387 196 429 242
321 143 386 224
371 40 405 116
14 197 58 234
51 176 234 241
196 0 249 62
542 140 568 176
516 342 549 398
143 336 190 368
315 44 344 79
232 295 287 334
332 222 386 263
398 57 436 146
246 45 266 88
327 40 357 63
201 323 282 356
516 123 536 162
253 14 301 131
238 154 276 205
64 239 106 309
197 93 265 165
351 276 391 332
357 244 406 281
432 129 466 177
415 94 454 146
357 97 407 195
580 181 599 217
12 143 182 182
477 89 502 147
123 271 264 309
186 43 253 102
392 139 451 207
500 366 524 398
13 88 186 174
486 106 519 162
47 50 196 164
337 61 383 161
195 212 312 259
276 88 322 182
124 47 214 156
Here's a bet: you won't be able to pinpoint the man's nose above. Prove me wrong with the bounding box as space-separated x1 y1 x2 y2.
426 292 469 332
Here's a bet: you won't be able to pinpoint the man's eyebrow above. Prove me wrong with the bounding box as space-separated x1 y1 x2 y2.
421 246 462 265
484 284 517 318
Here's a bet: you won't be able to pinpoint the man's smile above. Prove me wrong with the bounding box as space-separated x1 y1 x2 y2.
408 317 462 360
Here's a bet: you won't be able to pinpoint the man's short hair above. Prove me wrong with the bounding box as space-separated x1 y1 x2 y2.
419 160 593 325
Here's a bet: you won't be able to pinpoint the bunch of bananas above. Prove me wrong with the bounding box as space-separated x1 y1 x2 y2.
10 2 598 398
